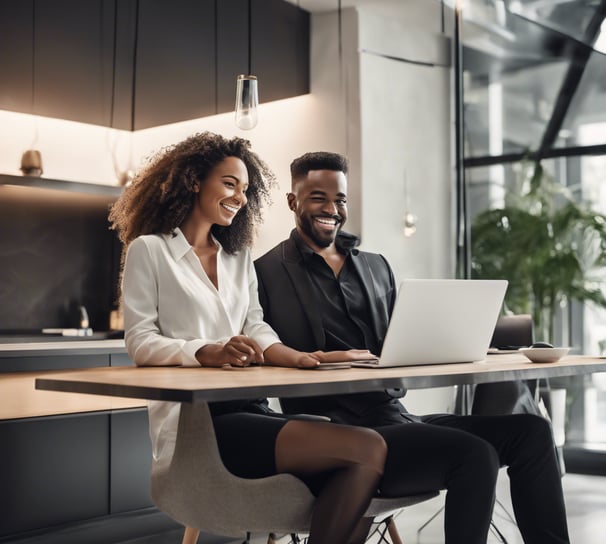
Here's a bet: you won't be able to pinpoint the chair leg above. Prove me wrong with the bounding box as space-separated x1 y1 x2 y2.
386 518 404 544
417 503 444 541
489 521 510 544
182 526 200 544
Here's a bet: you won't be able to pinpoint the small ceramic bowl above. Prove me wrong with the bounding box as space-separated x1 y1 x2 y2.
519 347 570 363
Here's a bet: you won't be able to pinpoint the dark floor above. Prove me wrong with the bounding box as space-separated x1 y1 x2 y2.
0 510 229 544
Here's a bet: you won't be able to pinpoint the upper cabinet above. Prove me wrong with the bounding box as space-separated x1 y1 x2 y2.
133 0 216 129
33 0 115 126
0 0 34 114
251 0 309 104
0 0 115 126
216 0 249 114
215 0 310 114
0 0 309 130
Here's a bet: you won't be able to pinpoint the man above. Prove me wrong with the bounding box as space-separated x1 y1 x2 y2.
254 151 570 544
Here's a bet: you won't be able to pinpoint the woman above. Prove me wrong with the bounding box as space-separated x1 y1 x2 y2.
108 132 386 544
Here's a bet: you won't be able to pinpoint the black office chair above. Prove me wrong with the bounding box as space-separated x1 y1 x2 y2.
474 314 566 476
472 314 539 416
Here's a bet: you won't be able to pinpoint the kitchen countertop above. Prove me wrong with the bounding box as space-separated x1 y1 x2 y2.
0 338 140 420
0 339 126 357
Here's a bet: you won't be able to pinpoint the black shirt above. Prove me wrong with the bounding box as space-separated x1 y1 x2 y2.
294 231 381 355
287 231 416 427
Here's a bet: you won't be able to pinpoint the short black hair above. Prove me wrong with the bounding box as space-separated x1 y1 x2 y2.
290 152 348 183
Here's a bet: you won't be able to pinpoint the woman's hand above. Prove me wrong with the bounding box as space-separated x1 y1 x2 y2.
295 349 376 368
292 352 322 369
196 335 264 367
312 349 378 364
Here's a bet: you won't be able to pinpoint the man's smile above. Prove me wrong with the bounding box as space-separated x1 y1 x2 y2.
314 216 340 229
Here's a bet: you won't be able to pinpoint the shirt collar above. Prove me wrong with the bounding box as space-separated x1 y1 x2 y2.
163 227 221 261
291 229 316 263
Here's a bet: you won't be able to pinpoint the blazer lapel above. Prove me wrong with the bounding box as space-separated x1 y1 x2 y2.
349 252 390 347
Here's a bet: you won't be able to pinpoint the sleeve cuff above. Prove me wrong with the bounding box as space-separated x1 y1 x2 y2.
181 339 207 367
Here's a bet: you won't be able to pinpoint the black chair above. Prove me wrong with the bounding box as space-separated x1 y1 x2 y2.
472 314 538 416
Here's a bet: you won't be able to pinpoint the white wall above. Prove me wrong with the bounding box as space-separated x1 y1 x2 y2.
357 8 454 281
0 92 345 259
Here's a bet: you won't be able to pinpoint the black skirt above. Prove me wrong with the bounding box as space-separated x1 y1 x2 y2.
211 399 289 479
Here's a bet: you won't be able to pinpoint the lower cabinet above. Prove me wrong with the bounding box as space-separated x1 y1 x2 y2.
0 408 153 539
110 409 153 514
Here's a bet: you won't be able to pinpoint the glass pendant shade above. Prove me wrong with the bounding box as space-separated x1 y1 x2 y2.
235 75 258 130
403 211 418 237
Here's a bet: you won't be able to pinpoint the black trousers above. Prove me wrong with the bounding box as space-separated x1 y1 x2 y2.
374 413 569 544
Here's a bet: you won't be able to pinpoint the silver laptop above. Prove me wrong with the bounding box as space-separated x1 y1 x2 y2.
352 279 508 368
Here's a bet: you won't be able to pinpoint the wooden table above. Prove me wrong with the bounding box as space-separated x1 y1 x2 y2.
35 353 606 403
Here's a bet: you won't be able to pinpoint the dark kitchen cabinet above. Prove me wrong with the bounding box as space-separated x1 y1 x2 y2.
0 0 34 114
216 0 249 114
135 0 310 127
0 0 309 129
0 413 110 537
215 0 310 114
0 0 115 126
133 0 216 129
0 349 162 541
0 409 157 538
110 409 153 513
33 0 115 126
251 0 310 104
112 0 138 130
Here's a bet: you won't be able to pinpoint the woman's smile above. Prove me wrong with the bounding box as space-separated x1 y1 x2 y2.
220 202 240 215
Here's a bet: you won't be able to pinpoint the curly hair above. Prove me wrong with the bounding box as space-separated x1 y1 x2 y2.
109 132 275 255
290 151 348 188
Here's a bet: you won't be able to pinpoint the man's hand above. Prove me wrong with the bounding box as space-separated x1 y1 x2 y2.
196 335 264 367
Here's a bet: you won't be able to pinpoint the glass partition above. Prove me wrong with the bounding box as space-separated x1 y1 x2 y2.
462 0 606 470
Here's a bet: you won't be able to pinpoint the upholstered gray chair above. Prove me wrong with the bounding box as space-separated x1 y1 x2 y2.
151 401 438 544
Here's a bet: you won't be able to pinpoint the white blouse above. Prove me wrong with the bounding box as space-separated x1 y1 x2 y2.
122 228 281 469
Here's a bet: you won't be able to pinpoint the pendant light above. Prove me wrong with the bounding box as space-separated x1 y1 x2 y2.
235 0 258 130
402 170 417 237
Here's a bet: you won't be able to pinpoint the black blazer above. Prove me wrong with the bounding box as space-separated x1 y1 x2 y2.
254 230 411 427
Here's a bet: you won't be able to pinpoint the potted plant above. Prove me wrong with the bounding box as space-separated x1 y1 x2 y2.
471 160 606 344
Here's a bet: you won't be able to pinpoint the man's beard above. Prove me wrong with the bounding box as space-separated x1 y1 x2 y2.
299 215 340 248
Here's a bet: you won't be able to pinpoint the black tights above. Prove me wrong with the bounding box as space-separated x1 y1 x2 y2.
374 413 569 544
276 420 386 544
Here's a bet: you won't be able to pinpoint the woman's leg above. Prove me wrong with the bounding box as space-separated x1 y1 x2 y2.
275 420 387 544
375 422 499 544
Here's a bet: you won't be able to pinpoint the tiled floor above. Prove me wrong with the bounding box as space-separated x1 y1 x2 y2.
126 471 606 543
367 471 606 544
